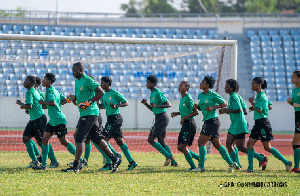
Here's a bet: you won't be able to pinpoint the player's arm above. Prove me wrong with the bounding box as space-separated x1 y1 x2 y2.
141 99 153 111
60 98 68 105
39 100 56 106
193 103 201 111
182 109 199 120
110 101 128 109
287 97 293 106
293 103 300 108
16 100 32 110
219 108 242 114
171 112 180 118
206 102 227 112
150 101 171 108
78 86 104 110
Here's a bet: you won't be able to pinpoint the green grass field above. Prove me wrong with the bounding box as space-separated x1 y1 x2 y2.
0 152 298 195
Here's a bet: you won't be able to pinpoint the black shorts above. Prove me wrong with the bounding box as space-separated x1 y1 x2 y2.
23 115 47 143
75 115 103 144
45 123 68 138
200 118 220 141
178 119 197 146
228 131 246 140
103 114 123 140
149 112 169 138
250 118 274 142
295 111 300 134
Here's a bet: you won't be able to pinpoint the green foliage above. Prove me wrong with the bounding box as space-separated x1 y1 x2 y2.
0 152 298 195
246 0 279 13
120 0 300 14
0 6 25 17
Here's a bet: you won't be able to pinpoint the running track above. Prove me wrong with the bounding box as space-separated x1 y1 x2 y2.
0 130 293 155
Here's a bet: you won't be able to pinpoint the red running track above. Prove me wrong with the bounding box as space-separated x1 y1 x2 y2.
0 130 293 155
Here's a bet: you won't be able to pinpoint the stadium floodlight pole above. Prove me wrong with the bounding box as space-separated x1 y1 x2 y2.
0 34 238 79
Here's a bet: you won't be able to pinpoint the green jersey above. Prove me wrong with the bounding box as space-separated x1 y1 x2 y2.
37 89 45 100
237 94 247 110
150 88 168 115
44 86 67 126
179 94 195 120
292 87 300 112
100 89 127 116
198 90 225 121
25 87 44 121
228 92 249 134
75 74 100 117
254 91 269 120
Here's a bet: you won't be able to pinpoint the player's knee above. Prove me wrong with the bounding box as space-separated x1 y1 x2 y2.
42 138 49 145
23 137 30 143
59 139 68 146
247 142 253 149
263 146 272 152
84 139 91 144
177 145 182 152
147 137 154 145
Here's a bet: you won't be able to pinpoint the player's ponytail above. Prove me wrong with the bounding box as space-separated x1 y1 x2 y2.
253 77 267 89
262 80 268 89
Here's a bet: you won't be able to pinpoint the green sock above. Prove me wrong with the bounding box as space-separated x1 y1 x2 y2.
25 141 37 162
294 149 300 168
229 151 237 164
120 143 134 163
48 143 58 163
41 144 49 166
248 148 254 170
254 152 264 162
92 141 111 164
107 142 118 155
84 143 92 162
189 150 200 160
199 146 206 168
185 152 196 169
270 147 289 165
66 142 76 156
217 145 233 165
153 142 171 158
30 140 40 156
234 147 241 167
164 145 177 164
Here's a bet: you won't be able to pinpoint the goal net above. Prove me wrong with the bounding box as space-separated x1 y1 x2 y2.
0 34 237 154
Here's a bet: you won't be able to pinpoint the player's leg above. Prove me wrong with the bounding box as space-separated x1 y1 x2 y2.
29 139 41 160
197 134 210 170
33 131 53 170
103 117 121 157
291 112 300 172
84 138 92 165
246 137 258 172
116 137 137 170
178 143 196 170
226 133 237 166
292 133 300 172
158 137 178 166
262 141 292 171
211 136 238 173
23 120 39 168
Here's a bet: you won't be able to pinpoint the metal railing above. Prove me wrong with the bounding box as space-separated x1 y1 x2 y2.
0 10 300 28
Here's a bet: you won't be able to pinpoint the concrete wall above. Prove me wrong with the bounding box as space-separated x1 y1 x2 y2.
0 97 294 132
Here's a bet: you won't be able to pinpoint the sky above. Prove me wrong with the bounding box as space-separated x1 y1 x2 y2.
0 0 130 13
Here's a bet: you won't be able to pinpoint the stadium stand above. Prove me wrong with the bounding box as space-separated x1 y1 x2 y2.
247 28 300 101
0 24 218 100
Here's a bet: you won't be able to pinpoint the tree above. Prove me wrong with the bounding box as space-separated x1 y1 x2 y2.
246 0 279 13
0 6 25 17
181 0 225 13
120 0 140 14
121 0 178 14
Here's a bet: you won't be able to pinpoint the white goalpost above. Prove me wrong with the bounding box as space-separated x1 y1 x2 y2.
0 34 237 154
